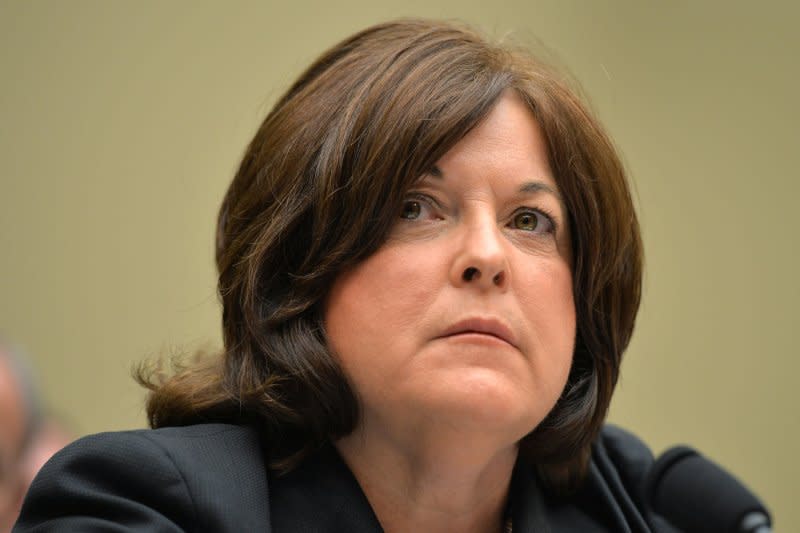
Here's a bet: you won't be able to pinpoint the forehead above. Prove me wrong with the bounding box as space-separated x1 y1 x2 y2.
437 92 554 180
425 91 559 198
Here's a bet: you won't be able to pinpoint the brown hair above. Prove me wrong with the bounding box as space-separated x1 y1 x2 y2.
137 18 642 493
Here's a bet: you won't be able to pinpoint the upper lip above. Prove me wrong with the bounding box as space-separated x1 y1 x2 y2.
438 317 517 348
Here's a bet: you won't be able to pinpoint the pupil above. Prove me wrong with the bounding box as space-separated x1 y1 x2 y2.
402 201 420 219
519 213 536 229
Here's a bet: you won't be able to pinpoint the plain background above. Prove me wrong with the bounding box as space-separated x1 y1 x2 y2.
2 0 797 529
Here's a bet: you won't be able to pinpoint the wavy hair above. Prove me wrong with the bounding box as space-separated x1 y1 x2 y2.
137 18 643 493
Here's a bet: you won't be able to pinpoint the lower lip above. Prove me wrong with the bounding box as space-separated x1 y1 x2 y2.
442 332 513 347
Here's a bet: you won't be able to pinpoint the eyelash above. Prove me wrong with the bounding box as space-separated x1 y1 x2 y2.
399 193 559 235
510 206 558 235
399 193 442 220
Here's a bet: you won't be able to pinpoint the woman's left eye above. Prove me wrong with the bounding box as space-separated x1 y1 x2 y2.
511 210 554 233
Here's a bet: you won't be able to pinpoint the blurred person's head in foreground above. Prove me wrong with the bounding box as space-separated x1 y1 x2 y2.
0 340 70 531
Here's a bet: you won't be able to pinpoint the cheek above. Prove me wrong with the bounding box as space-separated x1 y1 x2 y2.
323 244 443 378
518 257 574 318
550 274 576 389
516 261 576 385
327 247 437 327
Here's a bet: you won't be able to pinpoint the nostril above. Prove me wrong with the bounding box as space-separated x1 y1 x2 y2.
492 272 504 285
463 267 480 281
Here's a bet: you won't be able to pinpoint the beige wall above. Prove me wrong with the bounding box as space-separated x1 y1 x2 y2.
2 0 797 528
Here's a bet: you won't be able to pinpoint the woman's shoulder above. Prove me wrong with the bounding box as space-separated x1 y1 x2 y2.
94 422 265 455
578 424 679 532
593 424 655 487
35 423 267 493
512 425 678 532
14 423 270 532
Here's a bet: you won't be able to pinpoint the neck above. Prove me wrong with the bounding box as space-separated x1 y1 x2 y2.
335 425 518 533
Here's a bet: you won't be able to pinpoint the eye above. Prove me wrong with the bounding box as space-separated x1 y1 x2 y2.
511 209 554 233
398 194 440 221
400 200 423 220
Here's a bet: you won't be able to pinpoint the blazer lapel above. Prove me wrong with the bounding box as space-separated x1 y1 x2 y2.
268 443 384 533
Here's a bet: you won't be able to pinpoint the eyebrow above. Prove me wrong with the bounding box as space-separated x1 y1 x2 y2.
426 165 562 201
519 181 561 201
428 166 444 178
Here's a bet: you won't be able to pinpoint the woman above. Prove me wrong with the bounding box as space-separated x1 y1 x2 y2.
15 19 665 532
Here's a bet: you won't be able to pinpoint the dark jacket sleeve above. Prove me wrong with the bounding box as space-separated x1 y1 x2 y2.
13 430 197 532
14 424 271 533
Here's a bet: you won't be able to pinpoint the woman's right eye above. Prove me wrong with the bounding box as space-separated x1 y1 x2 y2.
399 195 438 220
400 200 423 219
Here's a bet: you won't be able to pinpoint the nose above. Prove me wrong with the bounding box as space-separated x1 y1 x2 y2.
449 217 509 291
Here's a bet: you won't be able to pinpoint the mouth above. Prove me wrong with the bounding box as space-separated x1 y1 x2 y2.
438 317 517 348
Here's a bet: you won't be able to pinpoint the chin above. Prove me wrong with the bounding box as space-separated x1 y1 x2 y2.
415 367 548 438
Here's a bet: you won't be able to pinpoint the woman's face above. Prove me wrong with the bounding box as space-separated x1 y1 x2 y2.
324 92 575 445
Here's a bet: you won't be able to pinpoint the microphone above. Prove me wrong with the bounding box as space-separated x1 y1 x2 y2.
645 446 772 533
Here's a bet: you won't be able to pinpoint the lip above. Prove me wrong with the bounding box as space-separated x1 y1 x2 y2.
438 317 518 348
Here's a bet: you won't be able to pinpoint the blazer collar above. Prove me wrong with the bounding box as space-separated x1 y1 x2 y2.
268 443 383 533
267 441 554 533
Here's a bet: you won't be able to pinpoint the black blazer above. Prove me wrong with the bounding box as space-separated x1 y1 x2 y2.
14 423 677 532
